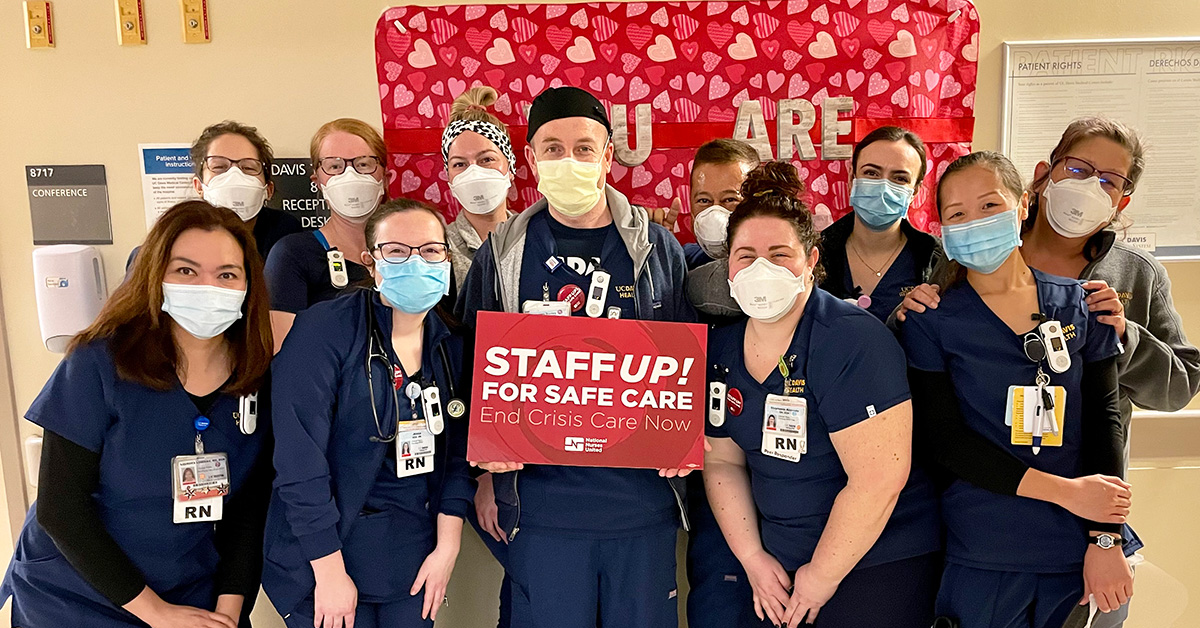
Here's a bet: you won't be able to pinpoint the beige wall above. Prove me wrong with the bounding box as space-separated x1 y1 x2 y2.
2 1 1200 627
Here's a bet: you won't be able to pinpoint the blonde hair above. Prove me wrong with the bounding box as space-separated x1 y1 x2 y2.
309 118 387 168
450 87 507 133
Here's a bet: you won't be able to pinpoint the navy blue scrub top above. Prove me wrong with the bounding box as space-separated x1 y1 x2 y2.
506 210 675 535
264 290 472 608
840 240 920 323
902 268 1122 573
264 230 371 313
8 341 267 614
706 288 940 572
517 210 637 319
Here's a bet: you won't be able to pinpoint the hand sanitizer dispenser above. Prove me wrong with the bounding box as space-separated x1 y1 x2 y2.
32 245 107 353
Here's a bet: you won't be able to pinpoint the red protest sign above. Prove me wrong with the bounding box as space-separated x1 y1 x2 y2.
468 312 707 470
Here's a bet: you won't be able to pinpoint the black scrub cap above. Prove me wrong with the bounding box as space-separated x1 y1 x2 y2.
525 86 612 142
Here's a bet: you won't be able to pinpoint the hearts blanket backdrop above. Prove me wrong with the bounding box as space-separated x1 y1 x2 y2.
375 0 979 239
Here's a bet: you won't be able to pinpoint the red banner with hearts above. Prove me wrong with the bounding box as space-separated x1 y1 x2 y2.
375 0 979 238
468 312 708 469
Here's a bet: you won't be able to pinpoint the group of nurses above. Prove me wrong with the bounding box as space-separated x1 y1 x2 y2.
902 151 1132 627
3 201 275 627
8 82 1189 628
263 199 471 628
704 161 941 628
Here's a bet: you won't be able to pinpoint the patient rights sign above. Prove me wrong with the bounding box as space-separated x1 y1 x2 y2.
468 312 707 470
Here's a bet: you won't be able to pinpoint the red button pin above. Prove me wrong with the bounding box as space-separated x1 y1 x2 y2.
727 387 743 416
558 284 585 312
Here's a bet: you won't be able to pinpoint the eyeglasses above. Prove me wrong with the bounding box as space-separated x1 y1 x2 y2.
373 241 450 264
204 156 264 177
1054 156 1133 201
319 155 381 176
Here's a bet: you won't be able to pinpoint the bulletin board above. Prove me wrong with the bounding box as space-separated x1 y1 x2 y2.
375 0 981 240
1002 38 1200 260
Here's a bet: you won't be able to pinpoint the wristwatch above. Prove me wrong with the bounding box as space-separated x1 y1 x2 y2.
1090 533 1126 550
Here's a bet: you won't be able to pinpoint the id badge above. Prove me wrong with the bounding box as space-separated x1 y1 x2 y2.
760 394 807 462
522 300 571 316
172 453 229 523
1007 386 1067 447
396 420 435 478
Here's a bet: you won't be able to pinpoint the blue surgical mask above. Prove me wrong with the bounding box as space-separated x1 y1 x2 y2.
850 178 914 230
376 257 451 314
941 209 1022 274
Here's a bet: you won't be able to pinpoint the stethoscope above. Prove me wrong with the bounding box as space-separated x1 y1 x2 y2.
363 291 457 443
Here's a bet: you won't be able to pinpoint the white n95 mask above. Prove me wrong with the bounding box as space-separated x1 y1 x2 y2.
322 169 385 220
161 283 246 340
450 164 512 215
693 207 732 259
1043 176 1117 238
201 167 268 221
536 157 605 217
728 257 807 323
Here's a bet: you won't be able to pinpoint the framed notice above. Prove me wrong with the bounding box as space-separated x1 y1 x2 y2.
468 312 707 470
1002 38 1200 260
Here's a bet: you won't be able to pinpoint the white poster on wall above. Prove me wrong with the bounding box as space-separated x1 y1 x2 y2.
1002 38 1200 260
138 143 198 228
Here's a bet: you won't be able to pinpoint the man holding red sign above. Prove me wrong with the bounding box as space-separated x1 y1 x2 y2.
456 86 696 628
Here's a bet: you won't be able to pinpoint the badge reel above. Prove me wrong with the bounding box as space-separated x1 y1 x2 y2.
708 367 729 427
236 392 258 435
585 270 611 318
327 250 349 289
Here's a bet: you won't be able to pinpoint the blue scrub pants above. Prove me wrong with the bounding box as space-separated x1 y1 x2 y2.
283 595 432 628
467 504 514 628
753 552 941 628
685 473 756 628
507 524 678 628
936 562 1083 628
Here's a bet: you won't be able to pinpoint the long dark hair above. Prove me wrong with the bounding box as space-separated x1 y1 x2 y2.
930 151 1025 290
71 201 272 395
726 161 825 284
